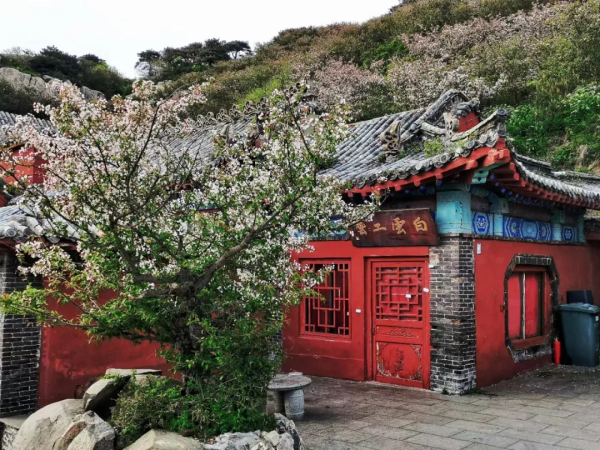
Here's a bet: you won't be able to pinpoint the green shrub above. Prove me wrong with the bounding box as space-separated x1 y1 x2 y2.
362 39 409 69
111 310 281 446
507 85 600 169
111 376 194 448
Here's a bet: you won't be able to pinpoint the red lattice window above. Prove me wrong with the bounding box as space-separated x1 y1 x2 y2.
374 265 423 322
301 261 350 337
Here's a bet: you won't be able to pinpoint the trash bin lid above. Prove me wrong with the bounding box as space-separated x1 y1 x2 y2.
558 303 600 314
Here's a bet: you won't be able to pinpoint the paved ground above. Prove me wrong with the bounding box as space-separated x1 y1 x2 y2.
294 366 600 450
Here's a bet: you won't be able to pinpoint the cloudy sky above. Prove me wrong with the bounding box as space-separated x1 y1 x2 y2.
2 0 397 78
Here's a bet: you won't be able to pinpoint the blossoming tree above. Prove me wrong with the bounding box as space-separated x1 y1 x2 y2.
0 81 375 439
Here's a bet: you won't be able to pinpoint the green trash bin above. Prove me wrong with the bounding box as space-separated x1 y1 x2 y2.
558 303 600 367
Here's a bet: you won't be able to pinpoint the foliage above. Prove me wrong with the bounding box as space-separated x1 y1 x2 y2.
135 39 252 81
362 39 408 69
507 85 600 169
0 46 132 101
309 60 393 121
0 80 376 439
111 376 193 447
423 138 446 158
146 0 542 120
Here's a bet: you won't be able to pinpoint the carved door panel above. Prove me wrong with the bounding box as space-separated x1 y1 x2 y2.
370 259 430 388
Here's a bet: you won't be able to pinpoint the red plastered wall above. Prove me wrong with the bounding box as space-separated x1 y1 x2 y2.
38 289 169 407
282 240 429 382
474 239 600 387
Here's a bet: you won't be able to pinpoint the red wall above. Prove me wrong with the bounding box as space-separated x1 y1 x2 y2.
283 241 429 382
39 290 169 407
474 239 600 387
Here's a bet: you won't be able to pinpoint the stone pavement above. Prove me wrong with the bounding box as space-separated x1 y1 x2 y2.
293 366 600 450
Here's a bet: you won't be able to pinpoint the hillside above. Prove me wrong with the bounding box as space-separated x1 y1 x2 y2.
151 0 600 173
3 0 600 172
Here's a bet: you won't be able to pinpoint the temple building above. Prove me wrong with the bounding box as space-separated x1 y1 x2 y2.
282 90 600 394
0 89 600 416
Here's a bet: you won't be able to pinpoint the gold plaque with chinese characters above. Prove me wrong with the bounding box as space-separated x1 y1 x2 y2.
350 209 439 247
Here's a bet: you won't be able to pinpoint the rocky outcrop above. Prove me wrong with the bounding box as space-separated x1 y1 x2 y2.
124 430 203 449
0 67 48 97
54 411 115 450
0 67 104 101
84 378 128 418
11 399 85 450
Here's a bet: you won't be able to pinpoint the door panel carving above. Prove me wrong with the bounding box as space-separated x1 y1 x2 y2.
371 259 430 388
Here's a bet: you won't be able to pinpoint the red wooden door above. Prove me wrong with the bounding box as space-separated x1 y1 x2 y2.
370 259 430 388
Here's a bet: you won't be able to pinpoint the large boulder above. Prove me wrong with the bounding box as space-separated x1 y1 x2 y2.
54 411 115 450
203 432 261 450
12 399 85 450
84 377 127 417
124 430 203 449
105 368 162 379
0 67 48 96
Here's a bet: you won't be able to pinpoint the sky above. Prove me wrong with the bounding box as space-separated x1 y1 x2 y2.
2 0 398 78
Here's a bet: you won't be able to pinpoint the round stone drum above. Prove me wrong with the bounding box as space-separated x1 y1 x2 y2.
268 372 312 421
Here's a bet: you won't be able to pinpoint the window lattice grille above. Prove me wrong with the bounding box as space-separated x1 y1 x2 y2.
301 262 350 337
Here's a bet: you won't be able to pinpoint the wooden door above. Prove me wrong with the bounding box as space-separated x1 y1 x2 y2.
370 259 430 388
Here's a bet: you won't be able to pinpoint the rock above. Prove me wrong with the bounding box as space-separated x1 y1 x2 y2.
0 67 48 96
251 442 272 450
81 85 105 101
105 368 162 379
124 429 202 449
273 414 293 434
83 378 127 415
289 428 303 450
203 431 261 450
277 433 294 450
0 67 105 102
262 430 279 447
54 411 115 450
272 415 302 450
12 399 85 450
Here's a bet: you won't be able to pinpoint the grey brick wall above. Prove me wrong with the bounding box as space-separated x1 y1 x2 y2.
429 235 476 394
0 252 40 417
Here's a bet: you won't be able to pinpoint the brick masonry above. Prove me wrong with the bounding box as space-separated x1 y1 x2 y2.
0 252 40 417
429 235 476 394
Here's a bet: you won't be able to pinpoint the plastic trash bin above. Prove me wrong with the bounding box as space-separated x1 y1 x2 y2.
558 303 600 367
567 290 594 305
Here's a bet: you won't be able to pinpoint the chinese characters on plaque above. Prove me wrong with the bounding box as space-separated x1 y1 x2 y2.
350 209 439 247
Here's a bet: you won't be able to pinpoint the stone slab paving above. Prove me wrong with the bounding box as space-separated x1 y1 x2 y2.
289 366 600 450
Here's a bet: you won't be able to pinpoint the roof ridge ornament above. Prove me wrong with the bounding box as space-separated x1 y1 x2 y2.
378 91 500 163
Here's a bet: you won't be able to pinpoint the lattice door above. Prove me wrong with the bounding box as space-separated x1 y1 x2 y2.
371 259 430 388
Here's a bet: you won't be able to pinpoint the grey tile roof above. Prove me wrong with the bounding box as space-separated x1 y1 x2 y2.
516 163 600 204
1 89 600 241
0 111 52 146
